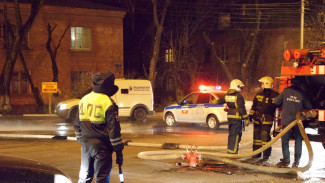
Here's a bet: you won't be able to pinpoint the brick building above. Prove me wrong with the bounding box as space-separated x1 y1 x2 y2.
0 1 125 113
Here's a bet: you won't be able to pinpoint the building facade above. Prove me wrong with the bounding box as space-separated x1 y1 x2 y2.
0 1 125 111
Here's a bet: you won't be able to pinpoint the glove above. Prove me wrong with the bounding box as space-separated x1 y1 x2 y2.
116 150 123 165
245 119 250 126
248 115 253 123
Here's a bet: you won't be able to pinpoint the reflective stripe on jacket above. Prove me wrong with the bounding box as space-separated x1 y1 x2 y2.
217 89 248 120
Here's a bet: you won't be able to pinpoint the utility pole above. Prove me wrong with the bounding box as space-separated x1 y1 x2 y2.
300 0 304 49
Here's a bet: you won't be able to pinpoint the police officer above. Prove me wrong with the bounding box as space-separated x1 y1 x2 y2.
249 76 279 160
275 78 312 167
217 79 249 154
74 70 124 183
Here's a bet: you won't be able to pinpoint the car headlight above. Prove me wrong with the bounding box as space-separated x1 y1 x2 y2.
59 104 67 110
55 174 72 183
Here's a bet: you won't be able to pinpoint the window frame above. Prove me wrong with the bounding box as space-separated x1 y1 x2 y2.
10 71 31 96
70 27 92 51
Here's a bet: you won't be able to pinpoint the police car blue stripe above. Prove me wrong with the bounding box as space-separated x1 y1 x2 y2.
165 103 224 110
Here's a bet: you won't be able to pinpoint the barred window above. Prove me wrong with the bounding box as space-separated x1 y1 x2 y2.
71 71 92 98
11 71 31 96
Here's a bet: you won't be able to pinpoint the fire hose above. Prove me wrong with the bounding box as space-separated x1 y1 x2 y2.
136 112 313 174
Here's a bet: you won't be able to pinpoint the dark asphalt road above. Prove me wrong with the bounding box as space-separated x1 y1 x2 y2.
0 114 324 183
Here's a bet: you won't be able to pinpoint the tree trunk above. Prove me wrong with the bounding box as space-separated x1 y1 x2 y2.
148 26 163 87
0 0 44 114
203 32 233 82
148 0 170 88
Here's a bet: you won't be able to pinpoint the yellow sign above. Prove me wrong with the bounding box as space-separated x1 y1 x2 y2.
42 82 58 93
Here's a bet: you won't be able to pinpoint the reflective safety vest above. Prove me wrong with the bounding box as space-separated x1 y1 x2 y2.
78 91 115 139
75 91 124 151
79 92 112 125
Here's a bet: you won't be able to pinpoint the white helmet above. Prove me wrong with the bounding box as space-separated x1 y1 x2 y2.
259 76 273 89
230 79 244 91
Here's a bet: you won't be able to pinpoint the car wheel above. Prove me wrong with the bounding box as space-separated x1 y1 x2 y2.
207 115 220 129
133 107 147 121
68 107 78 122
165 113 177 126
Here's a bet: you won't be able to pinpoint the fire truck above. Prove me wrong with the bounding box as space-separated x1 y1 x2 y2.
274 47 325 148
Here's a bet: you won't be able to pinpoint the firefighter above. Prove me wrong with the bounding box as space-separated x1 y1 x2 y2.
274 78 312 167
217 79 249 154
74 70 124 183
249 76 279 160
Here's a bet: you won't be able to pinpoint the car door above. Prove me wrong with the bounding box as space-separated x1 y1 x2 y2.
175 93 199 122
211 92 228 123
191 93 211 122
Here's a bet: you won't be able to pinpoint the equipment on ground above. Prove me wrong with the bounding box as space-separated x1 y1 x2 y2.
181 146 199 168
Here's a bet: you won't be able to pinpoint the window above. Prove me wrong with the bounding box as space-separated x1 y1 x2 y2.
71 27 91 50
1 22 29 49
197 93 211 104
218 45 229 63
0 23 4 48
165 49 174 63
11 71 31 96
121 89 129 94
166 77 175 92
307 41 321 48
181 93 199 105
219 14 230 28
71 71 92 97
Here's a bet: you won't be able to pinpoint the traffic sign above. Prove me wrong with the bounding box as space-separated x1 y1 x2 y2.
42 82 58 93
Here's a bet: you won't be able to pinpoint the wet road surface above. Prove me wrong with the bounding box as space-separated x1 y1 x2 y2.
0 114 324 182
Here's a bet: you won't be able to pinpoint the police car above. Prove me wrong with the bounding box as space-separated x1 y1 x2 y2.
163 85 252 129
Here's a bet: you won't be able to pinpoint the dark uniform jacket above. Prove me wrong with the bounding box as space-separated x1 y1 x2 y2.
274 85 312 126
249 89 279 125
217 89 248 120
74 91 124 152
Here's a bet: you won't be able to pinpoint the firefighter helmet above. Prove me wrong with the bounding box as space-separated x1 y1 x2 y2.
230 79 244 91
259 76 273 89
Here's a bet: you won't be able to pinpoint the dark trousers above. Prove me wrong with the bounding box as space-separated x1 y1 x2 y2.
78 138 113 183
253 123 272 158
281 124 302 162
227 118 243 154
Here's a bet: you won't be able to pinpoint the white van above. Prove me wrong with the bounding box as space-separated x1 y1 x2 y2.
55 79 154 122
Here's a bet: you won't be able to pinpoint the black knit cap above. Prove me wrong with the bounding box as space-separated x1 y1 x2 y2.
92 70 119 96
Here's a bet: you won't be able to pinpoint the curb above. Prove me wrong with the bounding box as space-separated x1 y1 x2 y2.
23 114 58 117
0 134 76 140
0 114 58 118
